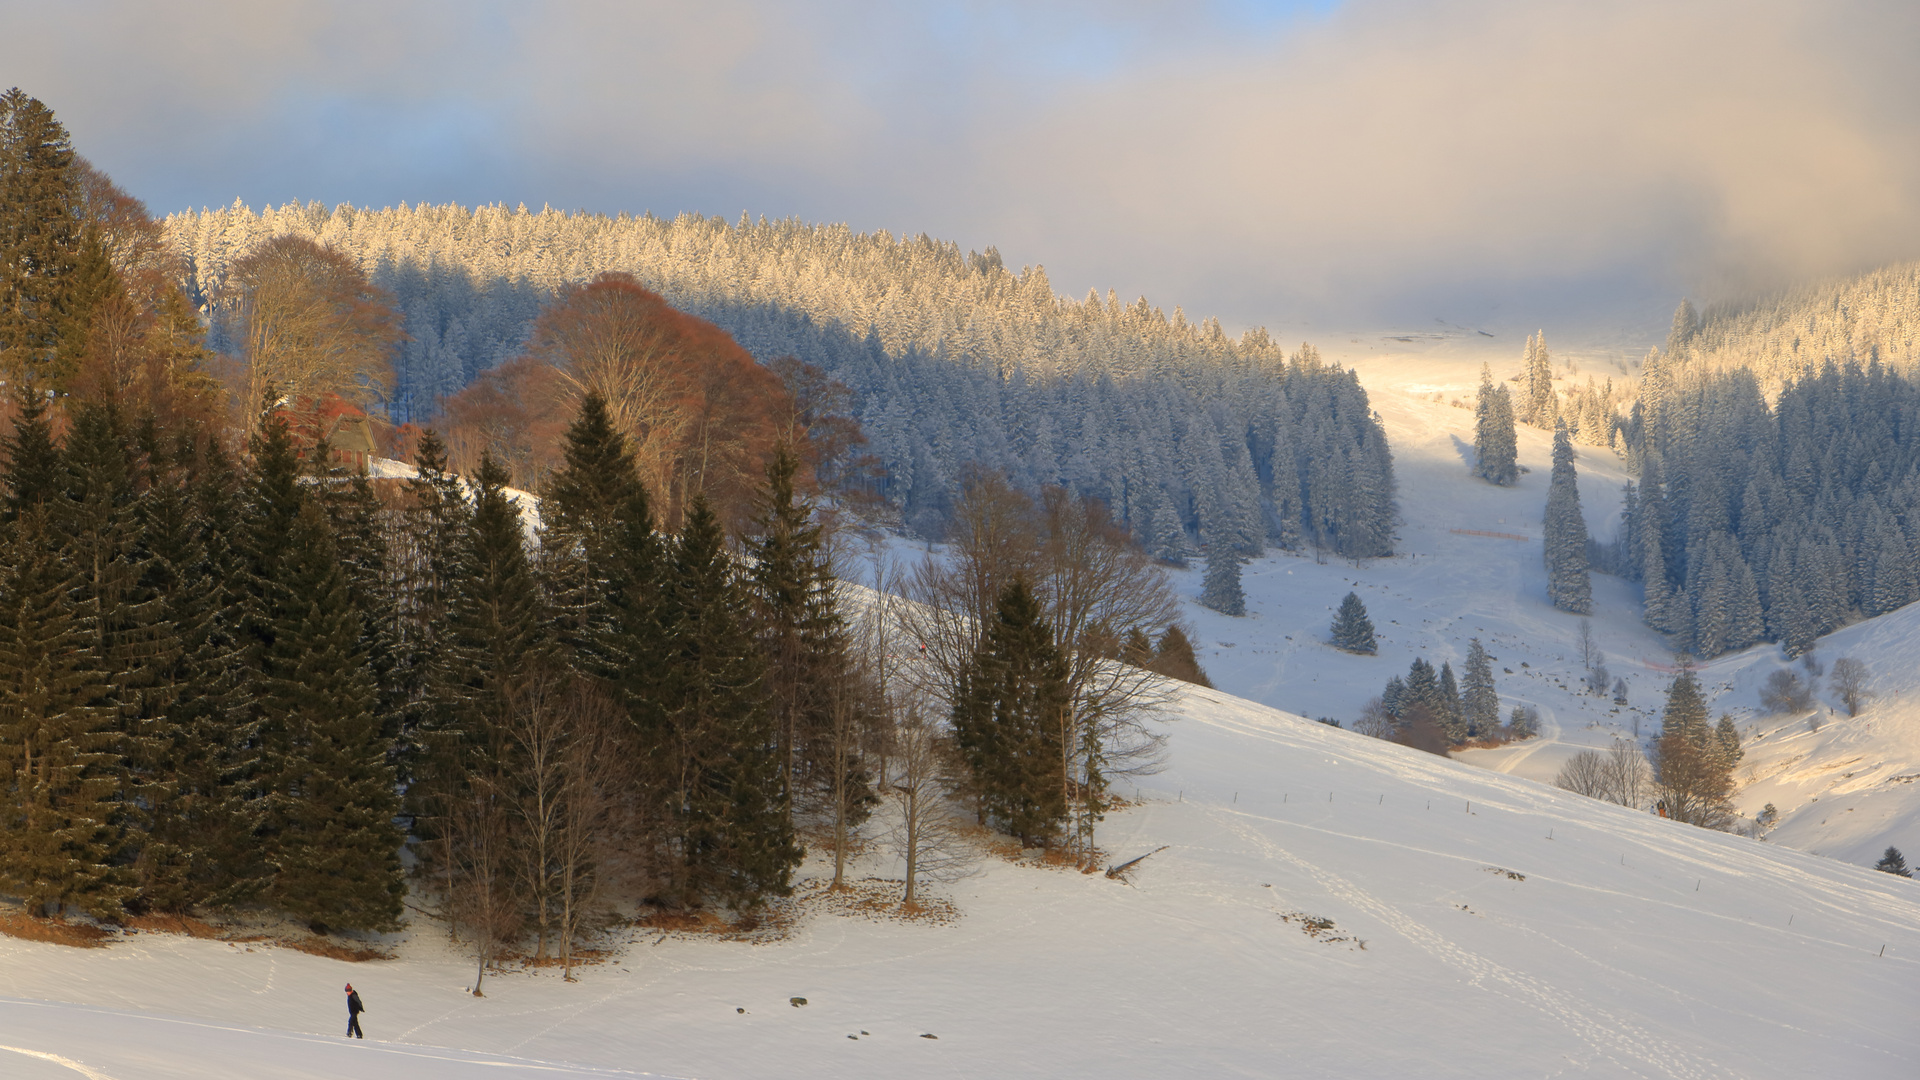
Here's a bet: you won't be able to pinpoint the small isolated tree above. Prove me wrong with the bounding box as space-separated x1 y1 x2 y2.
1875 846 1911 878
1554 750 1610 800
1508 704 1540 739
1200 544 1245 616
1651 667 1735 829
1612 677 1629 705
1828 657 1870 717
1759 669 1813 714
1329 592 1376 654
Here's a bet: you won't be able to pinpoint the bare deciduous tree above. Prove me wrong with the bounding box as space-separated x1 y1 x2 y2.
447 779 521 997
1554 739 1652 809
1759 669 1813 714
1828 657 1870 717
1354 696 1396 739
553 684 628 981
886 701 974 908
219 235 401 429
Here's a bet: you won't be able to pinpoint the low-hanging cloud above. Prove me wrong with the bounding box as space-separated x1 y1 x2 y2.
5 0 1919 335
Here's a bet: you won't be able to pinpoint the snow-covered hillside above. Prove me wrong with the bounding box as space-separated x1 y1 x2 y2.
2 682 1916 1079
1167 329 1920 871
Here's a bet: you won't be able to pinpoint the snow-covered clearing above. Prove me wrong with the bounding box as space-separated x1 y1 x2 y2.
1168 330 1920 871
4 681 1918 1078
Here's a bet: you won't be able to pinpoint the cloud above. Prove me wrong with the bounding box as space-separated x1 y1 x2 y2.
5 0 1919 334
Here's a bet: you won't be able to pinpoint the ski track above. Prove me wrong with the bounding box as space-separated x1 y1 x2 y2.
1204 804 1735 1080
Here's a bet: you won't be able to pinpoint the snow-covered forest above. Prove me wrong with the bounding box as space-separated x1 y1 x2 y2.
1680 264 1920 385
162 203 1396 559
1598 309 1920 657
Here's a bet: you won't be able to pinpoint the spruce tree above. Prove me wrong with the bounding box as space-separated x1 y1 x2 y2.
746 444 854 817
134 431 252 910
2 384 63 520
1149 625 1212 687
0 89 84 388
953 575 1071 847
663 494 795 908
1436 661 1466 743
1329 591 1376 653
1473 364 1518 485
1875 846 1911 877
1713 714 1743 772
1461 638 1499 737
1521 331 1557 429
1544 421 1593 614
238 405 403 929
1200 542 1245 616
0 508 129 917
1381 674 1407 719
252 497 405 931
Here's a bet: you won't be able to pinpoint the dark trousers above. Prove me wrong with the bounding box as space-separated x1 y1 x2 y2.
348 1013 363 1038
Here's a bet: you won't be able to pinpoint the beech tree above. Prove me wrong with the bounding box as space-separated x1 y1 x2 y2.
219 235 402 433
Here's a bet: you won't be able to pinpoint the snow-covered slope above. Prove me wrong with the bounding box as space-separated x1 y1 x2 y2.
1166 331 1920 870
2 683 1916 1078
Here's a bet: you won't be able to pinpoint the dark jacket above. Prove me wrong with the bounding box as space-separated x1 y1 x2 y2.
347 990 365 1016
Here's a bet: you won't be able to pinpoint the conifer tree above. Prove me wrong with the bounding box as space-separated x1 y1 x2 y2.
1329 591 1376 653
134 430 251 910
1436 661 1465 743
747 444 855 816
1712 714 1743 772
1544 421 1592 614
238 405 403 929
1473 364 1518 485
1875 846 1911 877
0 89 85 388
1149 625 1211 687
0 507 130 917
2 384 63 520
1461 638 1499 737
1651 664 1734 829
448 452 550 719
1520 331 1558 429
663 494 796 907
1404 658 1439 717
953 575 1070 846
1200 542 1245 616
1381 674 1407 718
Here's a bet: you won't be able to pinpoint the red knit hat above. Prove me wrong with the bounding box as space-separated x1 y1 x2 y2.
345 984 353 992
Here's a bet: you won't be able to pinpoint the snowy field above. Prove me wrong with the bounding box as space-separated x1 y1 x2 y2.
3 682 1919 1078
1167 330 1920 871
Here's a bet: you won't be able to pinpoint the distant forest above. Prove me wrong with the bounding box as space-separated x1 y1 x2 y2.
163 204 1397 560
1600 297 1920 657
1681 265 1920 385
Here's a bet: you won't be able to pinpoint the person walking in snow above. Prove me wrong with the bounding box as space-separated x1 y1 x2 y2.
345 983 366 1039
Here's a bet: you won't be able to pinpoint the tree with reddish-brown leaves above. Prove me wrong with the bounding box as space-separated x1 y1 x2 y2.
218 235 403 433
518 272 789 529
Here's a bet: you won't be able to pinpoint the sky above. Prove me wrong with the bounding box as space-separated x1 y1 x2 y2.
6 0 1920 342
